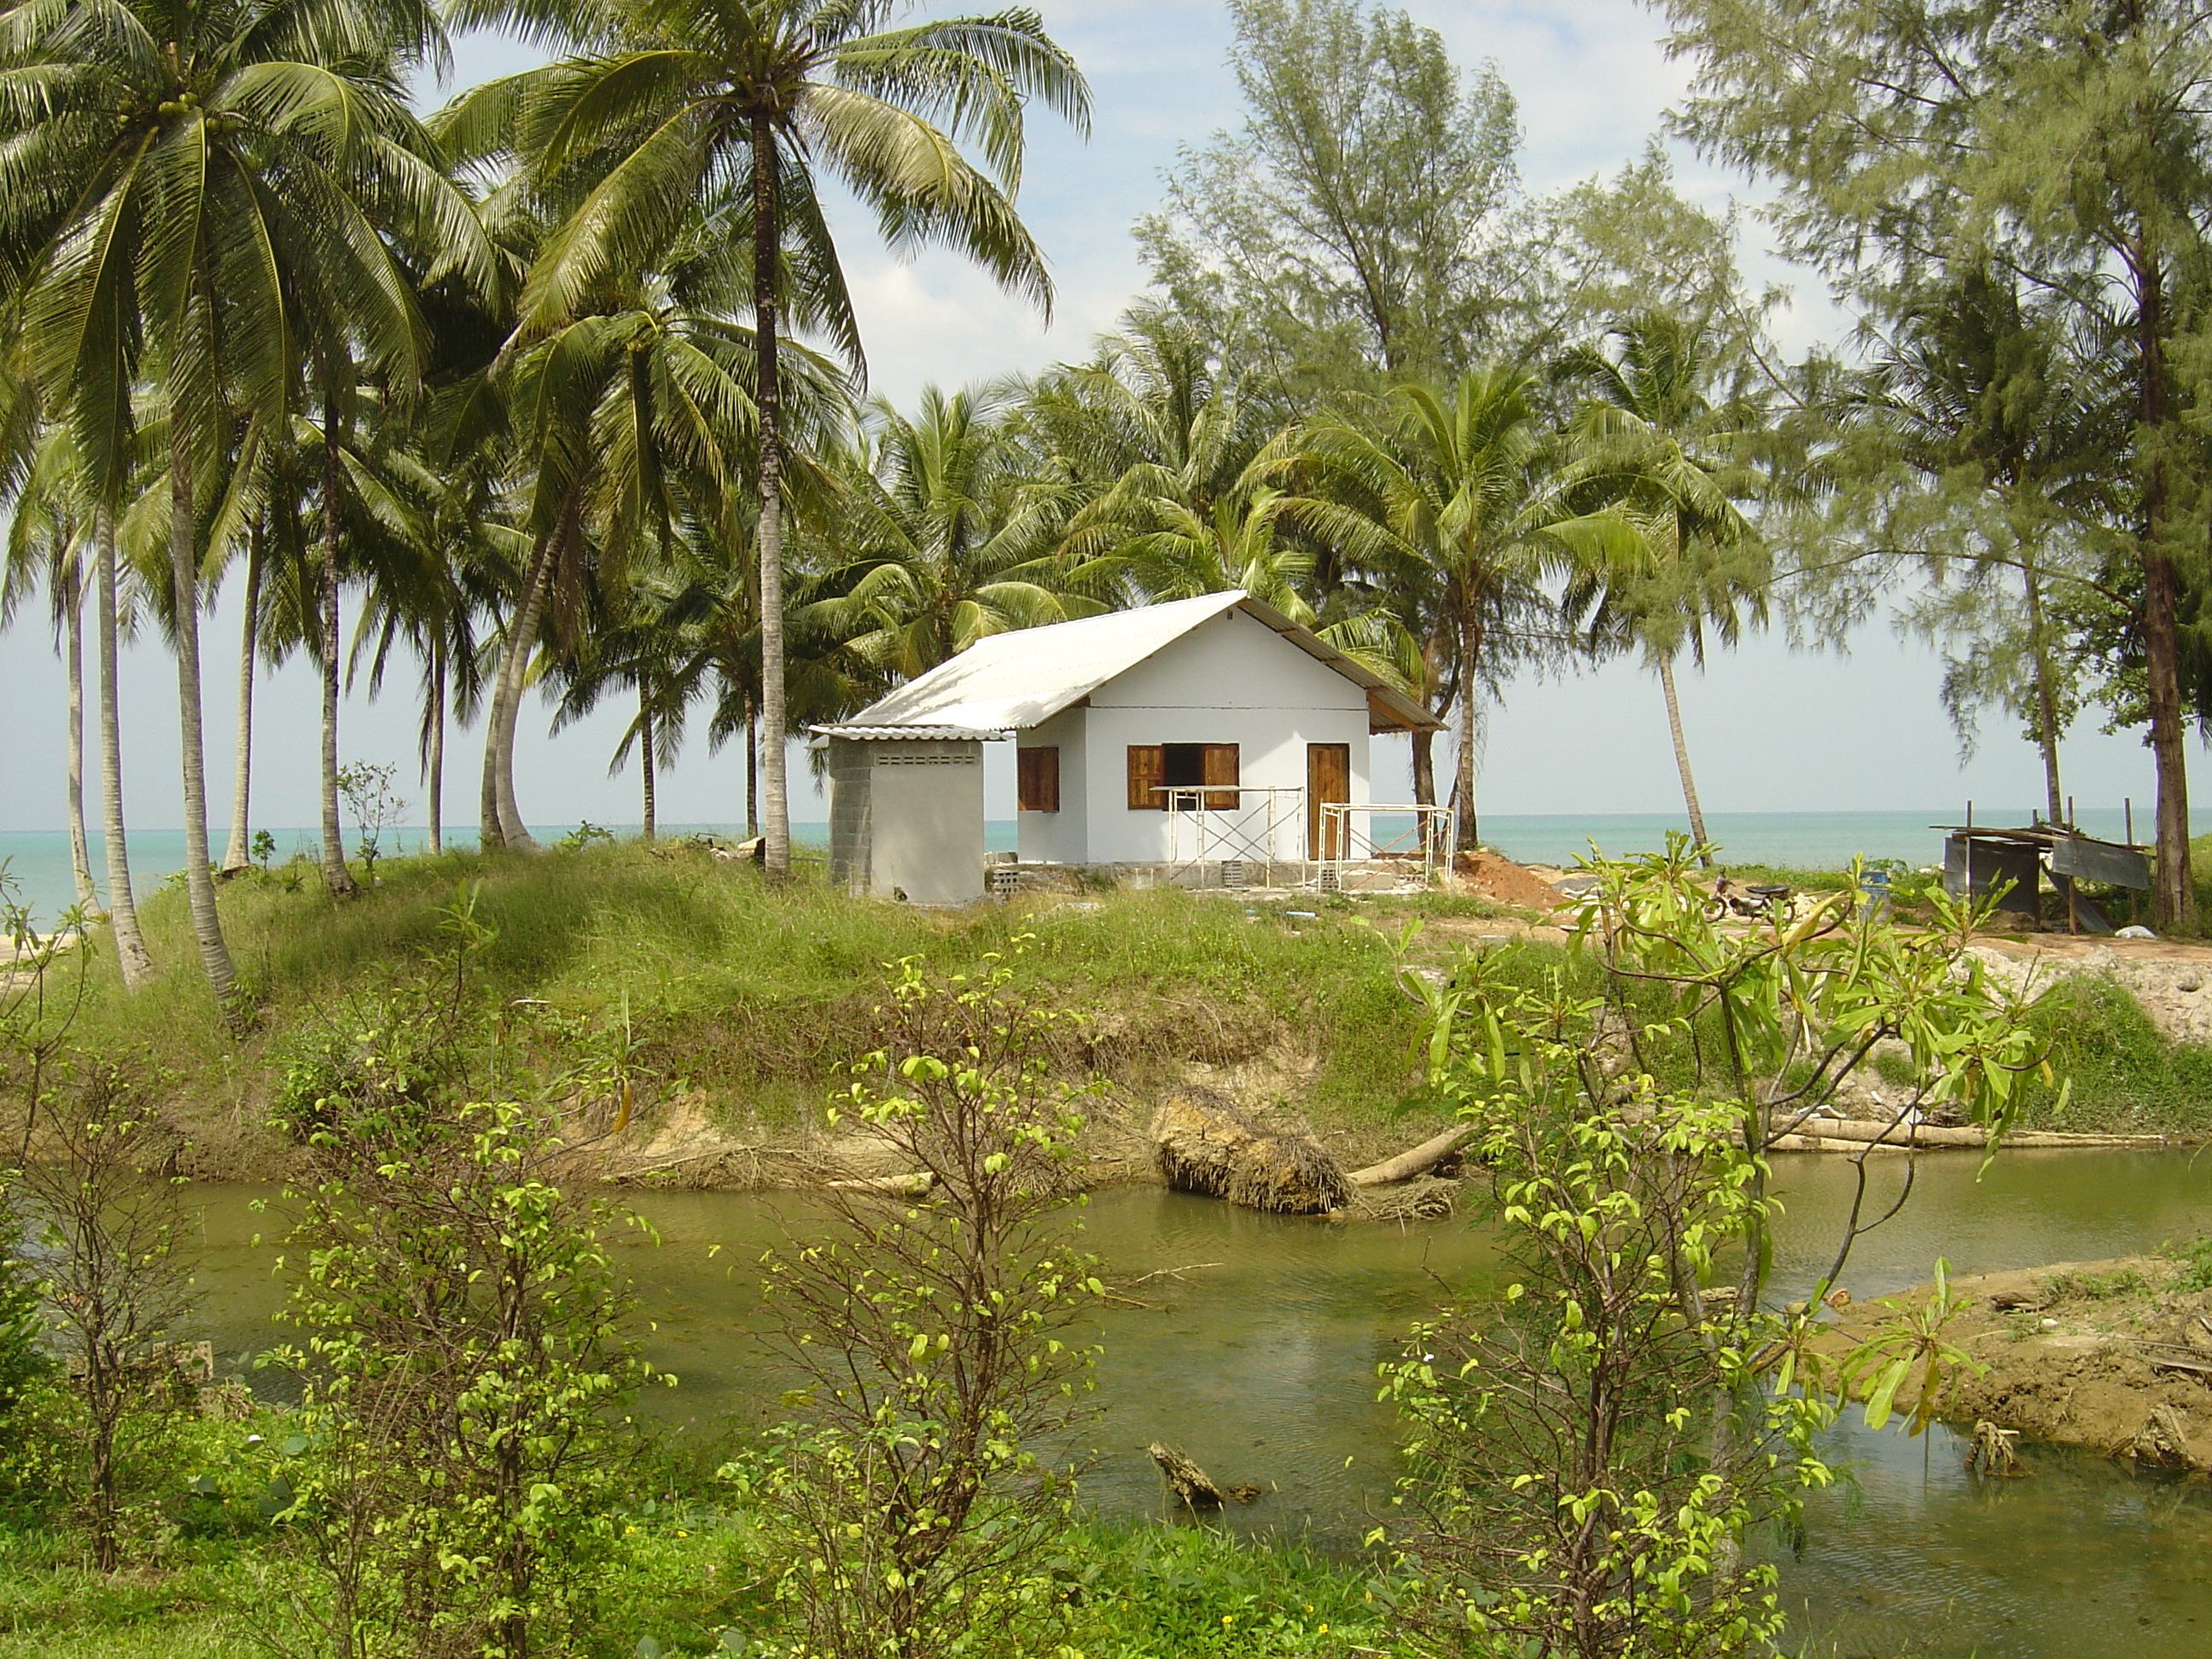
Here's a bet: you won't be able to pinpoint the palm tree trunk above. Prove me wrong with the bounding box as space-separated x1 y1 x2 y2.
222 528 263 872
1452 612 1481 853
1656 651 1713 861
61 555 96 914
481 529 557 852
426 635 445 855
494 527 560 850
2021 551 2064 826
167 437 239 1012
640 696 656 846
745 696 759 838
751 115 790 878
319 422 355 897
94 505 152 987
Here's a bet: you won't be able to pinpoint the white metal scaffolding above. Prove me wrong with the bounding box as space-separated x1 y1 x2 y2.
1313 801 1456 889
1157 786 1308 886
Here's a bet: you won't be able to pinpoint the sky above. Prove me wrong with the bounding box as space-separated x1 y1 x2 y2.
0 0 2189 836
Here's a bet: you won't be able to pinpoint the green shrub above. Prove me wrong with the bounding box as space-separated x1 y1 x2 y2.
2173 1237 2212 1292
265 998 445 1139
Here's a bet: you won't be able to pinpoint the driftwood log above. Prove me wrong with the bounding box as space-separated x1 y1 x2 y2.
1769 1116 2164 1150
1150 1089 1350 1215
1148 1442 1226 1509
824 1171 936 1196
1145 1443 1259 1508
1347 1124 1476 1187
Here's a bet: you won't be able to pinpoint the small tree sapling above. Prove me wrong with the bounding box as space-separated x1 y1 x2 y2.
742 947 1103 1659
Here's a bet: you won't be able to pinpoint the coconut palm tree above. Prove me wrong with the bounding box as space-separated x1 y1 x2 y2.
0 0 490 1009
465 232 794 850
453 0 1091 874
1301 370 1605 850
355 441 513 857
1553 311 1773 853
804 386 1092 683
550 568 695 842
0 405 156 977
1022 317 1279 579
2 424 98 913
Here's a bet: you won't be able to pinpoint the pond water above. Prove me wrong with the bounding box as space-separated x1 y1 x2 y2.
179 1148 2212 1657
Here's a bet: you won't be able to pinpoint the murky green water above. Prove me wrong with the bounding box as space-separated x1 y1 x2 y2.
179 1149 2212 1657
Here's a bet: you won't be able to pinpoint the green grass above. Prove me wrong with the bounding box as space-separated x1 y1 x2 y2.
2000 973 2212 1134
35 844 1480 1154
0 1493 1383 1658
32 836 2212 1158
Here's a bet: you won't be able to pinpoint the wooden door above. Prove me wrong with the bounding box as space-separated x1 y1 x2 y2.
1307 742 1351 859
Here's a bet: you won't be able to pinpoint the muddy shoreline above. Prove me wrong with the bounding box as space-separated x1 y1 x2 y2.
1835 1254 2212 1469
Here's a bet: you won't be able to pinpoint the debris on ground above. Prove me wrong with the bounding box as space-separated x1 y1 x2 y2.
1150 1087 1350 1215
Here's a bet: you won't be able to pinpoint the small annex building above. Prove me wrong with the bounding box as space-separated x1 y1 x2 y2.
813 591 1443 905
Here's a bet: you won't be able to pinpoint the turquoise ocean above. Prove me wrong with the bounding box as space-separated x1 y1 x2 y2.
0 808 2139 933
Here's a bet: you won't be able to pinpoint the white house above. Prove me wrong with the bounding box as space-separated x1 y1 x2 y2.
814 591 1442 903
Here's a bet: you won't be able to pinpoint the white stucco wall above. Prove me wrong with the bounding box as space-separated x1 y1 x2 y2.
1061 608 1371 864
1015 706 1089 864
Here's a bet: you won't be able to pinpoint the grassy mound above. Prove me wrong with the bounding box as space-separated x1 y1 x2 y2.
39 843 1499 1163
30 838 2212 1158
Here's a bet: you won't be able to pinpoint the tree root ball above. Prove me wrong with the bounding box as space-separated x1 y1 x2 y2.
1149 1088 1350 1216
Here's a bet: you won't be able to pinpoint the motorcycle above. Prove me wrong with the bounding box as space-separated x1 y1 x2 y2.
1703 876 1794 923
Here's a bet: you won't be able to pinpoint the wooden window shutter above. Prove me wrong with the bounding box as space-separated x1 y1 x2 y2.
1126 745 1164 810
1017 747 1060 812
1201 743 1240 811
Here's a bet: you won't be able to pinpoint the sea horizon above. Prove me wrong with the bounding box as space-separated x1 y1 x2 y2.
0 806 2142 933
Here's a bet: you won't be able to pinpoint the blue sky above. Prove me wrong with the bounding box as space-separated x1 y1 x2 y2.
0 1 2189 835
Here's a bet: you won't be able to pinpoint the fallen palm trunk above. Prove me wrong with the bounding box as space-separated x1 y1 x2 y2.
1348 1123 1476 1187
825 1171 936 1196
1769 1116 2163 1150
1150 1089 1349 1215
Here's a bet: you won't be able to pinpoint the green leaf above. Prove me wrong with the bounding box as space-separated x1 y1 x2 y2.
1863 1356 1911 1432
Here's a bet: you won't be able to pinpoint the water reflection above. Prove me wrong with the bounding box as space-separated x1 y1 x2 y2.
174 1149 2212 1656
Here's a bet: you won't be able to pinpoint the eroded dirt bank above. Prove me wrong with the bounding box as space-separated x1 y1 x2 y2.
1838 1255 2212 1467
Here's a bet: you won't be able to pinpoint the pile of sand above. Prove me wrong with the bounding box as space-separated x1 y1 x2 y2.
1452 850 1572 911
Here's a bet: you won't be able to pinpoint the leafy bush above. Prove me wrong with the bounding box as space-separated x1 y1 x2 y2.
2176 1237 2212 1292
266 999 445 1139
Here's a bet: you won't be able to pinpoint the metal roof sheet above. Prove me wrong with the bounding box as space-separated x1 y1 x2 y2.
807 725 1004 742
825 592 1441 736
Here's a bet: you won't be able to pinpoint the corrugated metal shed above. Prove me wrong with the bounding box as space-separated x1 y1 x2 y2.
810 591 1442 739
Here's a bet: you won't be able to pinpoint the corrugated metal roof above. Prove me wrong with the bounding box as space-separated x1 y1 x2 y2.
807 725 1004 742
821 592 1441 736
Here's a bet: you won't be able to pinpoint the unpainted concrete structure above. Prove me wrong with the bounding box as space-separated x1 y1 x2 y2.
826 736 985 907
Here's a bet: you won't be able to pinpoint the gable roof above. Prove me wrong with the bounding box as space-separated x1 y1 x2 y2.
812 591 1441 738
